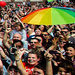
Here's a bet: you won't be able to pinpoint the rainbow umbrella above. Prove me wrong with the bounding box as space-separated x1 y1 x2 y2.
55 7 75 12
47 0 53 2
21 7 75 25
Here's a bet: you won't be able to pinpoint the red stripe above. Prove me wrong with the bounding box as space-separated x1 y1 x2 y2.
21 7 50 21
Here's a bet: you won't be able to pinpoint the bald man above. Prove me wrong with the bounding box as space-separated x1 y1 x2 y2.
3 30 28 49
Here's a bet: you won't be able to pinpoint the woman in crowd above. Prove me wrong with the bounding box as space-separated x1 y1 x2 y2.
15 50 41 75
0 1 75 75
64 42 75 70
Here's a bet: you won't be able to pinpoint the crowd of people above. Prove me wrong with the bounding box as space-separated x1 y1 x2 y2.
0 1 75 75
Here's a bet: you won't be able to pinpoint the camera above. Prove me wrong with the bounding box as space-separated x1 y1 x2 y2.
49 50 59 54
11 47 17 54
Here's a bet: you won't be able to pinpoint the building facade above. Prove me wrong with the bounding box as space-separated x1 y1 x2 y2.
0 0 46 3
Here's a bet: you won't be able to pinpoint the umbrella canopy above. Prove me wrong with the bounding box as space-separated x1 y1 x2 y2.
21 7 75 25
55 7 75 12
47 0 53 2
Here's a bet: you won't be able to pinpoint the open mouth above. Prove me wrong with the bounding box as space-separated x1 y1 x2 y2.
66 53 72 56
29 60 34 63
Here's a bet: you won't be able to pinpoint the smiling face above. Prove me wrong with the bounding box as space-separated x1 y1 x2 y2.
66 47 75 57
27 54 40 66
35 29 42 35
30 39 39 49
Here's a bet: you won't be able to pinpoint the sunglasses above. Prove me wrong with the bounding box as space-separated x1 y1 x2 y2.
71 32 75 34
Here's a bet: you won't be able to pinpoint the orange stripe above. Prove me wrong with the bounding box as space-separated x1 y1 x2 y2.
21 7 50 21
20 60 26 70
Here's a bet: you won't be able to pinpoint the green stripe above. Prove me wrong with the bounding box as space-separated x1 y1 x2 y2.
52 8 75 25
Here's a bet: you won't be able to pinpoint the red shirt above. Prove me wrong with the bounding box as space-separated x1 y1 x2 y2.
23 62 34 75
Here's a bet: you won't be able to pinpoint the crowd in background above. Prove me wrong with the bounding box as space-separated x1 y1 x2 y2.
0 1 75 75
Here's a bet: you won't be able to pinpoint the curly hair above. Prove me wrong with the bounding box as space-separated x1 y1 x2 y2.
64 42 75 51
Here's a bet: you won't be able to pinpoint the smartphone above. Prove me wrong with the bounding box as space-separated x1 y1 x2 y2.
11 47 17 54
50 50 58 54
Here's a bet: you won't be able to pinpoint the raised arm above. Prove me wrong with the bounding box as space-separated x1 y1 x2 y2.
3 17 11 49
44 51 53 75
36 40 53 75
47 37 59 52
47 25 54 34
15 48 28 75
3 29 11 49
16 60 27 75
0 47 6 59
14 14 25 29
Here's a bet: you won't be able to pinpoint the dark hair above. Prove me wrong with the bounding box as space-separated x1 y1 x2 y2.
58 60 75 74
34 64 45 74
34 28 41 32
64 42 75 51
35 35 43 42
9 65 19 71
29 38 40 43
61 27 69 31
35 35 42 38
28 50 41 59
13 40 23 47
8 65 22 74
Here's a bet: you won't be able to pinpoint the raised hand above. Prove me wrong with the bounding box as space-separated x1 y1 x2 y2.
14 48 27 61
5 28 11 33
44 51 53 61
